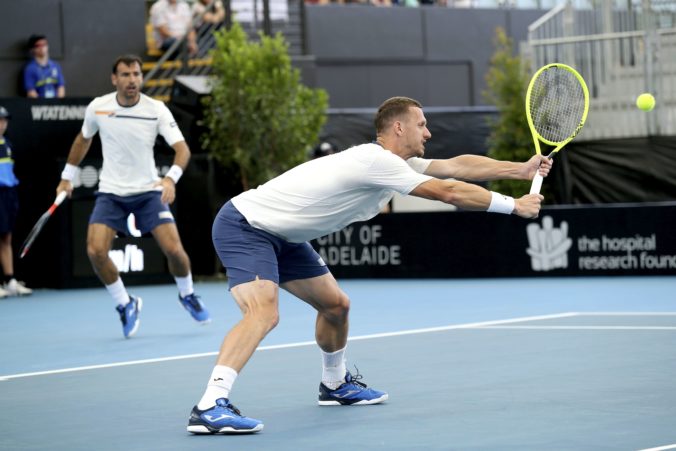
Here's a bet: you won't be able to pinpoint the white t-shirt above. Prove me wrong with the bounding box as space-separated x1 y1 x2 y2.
81 92 185 196
232 143 433 243
150 0 193 46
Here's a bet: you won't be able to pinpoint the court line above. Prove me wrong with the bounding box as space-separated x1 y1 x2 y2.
637 444 676 451
0 312 576 382
576 312 676 316
477 326 676 330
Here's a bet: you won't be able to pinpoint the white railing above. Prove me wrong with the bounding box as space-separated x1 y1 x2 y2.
528 0 676 41
526 0 676 138
526 27 676 138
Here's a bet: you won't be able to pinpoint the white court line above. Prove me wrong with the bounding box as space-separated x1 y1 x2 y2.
0 312 576 382
478 326 676 330
576 312 676 316
637 444 676 451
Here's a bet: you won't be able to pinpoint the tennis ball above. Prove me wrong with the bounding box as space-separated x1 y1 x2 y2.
636 93 655 111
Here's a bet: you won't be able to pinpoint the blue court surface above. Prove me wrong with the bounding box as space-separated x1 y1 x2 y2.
1 277 675 451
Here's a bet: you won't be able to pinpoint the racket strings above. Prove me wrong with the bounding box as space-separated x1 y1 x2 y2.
529 68 586 143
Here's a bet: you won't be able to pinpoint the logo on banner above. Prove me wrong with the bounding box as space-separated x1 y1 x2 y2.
526 216 573 271
30 105 87 121
109 244 145 273
315 225 401 267
127 213 143 238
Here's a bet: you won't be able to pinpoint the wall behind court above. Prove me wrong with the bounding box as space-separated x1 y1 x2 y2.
304 6 545 108
0 0 147 97
0 2 544 105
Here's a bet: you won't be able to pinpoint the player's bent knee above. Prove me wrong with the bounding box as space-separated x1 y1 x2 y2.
162 243 187 260
322 291 350 322
244 301 280 333
263 311 280 331
86 243 110 262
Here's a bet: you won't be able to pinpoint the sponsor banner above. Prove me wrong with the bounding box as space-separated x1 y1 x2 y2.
311 203 676 278
0 98 94 163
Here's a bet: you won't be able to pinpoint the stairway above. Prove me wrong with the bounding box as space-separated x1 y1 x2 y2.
142 0 306 103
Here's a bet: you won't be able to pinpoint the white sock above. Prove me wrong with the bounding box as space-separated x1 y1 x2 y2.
197 365 238 410
321 347 347 390
106 279 129 306
175 273 194 298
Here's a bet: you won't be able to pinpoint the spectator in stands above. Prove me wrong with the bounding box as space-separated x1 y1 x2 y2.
192 0 226 28
150 0 198 57
192 0 226 57
23 34 66 99
0 106 33 298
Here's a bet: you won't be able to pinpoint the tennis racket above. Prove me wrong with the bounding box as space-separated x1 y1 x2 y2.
19 191 68 259
526 63 589 194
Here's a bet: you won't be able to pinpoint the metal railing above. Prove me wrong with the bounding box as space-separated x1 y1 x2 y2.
526 0 676 138
142 0 306 102
528 0 676 40
527 28 676 137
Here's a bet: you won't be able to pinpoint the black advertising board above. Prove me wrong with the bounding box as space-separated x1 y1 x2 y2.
312 203 676 278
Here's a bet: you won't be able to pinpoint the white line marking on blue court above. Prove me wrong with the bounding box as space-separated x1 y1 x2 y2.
9 312 673 381
637 444 676 451
0 312 576 381
576 312 676 316
477 326 676 330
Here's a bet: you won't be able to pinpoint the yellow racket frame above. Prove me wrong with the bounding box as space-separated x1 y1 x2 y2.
526 63 590 194
526 62 590 153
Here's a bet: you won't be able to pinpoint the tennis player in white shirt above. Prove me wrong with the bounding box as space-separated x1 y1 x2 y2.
56 55 209 338
186 96 551 434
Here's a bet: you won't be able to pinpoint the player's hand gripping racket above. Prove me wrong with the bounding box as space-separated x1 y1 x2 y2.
19 191 68 259
526 63 589 194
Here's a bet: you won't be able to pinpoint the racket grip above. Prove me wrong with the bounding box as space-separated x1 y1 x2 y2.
530 173 544 195
55 191 68 206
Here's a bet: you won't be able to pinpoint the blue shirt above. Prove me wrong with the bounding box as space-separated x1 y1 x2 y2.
0 137 19 187
23 59 65 98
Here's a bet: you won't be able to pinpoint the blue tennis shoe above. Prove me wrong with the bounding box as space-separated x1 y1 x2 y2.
115 295 142 338
179 293 211 324
187 398 263 434
318 370 388 406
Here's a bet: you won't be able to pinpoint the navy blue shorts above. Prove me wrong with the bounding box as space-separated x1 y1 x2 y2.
212 201 329 289
0 186 19 234
89 191 174 235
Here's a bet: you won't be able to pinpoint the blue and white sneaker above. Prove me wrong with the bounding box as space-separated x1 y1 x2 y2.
115 296 142 338
318 370 388 406
187 398 264 434
179 293 211 324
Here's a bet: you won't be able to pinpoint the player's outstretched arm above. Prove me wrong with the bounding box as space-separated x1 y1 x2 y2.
424 154 551 182
409 178 543 219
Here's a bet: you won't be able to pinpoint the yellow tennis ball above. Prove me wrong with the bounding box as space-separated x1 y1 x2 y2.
636 93 655 111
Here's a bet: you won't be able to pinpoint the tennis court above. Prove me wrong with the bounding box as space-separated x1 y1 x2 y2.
1 277 675 451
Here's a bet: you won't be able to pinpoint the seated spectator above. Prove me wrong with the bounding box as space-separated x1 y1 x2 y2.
23 34 65 99
192 0 226 28
150 0 198 57
192 0 226 56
